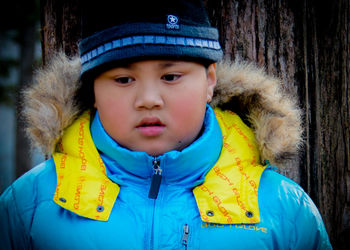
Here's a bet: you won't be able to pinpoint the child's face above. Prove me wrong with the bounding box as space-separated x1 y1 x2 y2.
94 60 217 156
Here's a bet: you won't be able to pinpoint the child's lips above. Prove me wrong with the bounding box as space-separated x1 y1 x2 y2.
136 117 166 136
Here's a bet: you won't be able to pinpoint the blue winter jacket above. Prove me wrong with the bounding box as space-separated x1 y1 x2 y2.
0 106 331 249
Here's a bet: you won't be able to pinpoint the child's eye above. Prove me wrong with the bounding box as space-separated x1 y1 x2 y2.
161 74 181 82
114 77 134 84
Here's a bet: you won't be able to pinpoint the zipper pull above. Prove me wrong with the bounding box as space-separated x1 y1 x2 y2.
148 158 162 199
182 224 189 247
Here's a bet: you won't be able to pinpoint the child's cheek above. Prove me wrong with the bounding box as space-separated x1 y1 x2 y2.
98 97 130 131
172 94 207 126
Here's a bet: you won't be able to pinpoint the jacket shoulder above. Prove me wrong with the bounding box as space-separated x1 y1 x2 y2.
259 168 320 219
0 159 57 249
259 168 332 249
3 158 57 206
260 168 305 198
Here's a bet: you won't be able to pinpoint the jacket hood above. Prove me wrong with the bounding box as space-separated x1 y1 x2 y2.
22 52 302 167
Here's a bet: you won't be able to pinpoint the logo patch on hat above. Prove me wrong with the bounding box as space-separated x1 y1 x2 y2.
166 15 180 30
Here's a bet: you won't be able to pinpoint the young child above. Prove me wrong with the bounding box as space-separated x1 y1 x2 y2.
0 0 332 249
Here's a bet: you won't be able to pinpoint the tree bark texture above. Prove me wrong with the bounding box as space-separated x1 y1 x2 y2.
41 0 349 248
40 0 81 63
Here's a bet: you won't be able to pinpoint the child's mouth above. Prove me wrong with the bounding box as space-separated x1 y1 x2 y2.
136 117 165 136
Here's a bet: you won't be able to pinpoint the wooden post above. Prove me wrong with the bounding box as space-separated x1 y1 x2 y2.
40 0 81 64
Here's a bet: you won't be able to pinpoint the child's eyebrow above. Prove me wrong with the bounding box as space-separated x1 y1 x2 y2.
116 63 135 70
116 61 183 71
157 61 182 69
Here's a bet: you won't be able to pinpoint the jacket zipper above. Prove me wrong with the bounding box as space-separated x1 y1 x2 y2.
182 224 189 249
148 157 162 199
149 157 162 250
149 199 156 250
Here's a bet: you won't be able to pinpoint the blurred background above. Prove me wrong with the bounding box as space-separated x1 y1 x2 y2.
0 0 43 193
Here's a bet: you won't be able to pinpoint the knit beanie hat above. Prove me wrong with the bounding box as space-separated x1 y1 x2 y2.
79 0 223 79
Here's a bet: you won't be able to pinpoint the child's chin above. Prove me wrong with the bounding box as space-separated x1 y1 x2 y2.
141 147 172 157
145 150 167 157
133 141 189 156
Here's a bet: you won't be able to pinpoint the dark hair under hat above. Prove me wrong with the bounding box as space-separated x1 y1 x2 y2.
79 0 223 78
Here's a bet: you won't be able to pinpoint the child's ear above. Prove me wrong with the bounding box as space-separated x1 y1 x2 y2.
206 63 217 102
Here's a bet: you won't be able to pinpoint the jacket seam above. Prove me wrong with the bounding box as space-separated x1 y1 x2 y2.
9 184 32 247
289 187 306 247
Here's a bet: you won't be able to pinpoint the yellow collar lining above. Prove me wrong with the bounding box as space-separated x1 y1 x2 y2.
52 109 265 223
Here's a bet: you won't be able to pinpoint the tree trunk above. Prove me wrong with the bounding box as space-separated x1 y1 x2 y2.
41 0 349 248
40 0 81 63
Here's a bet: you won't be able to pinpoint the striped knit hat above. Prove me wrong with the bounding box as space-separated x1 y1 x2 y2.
79 0 223 78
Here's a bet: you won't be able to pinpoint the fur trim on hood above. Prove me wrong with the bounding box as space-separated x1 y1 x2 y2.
22 53 303 167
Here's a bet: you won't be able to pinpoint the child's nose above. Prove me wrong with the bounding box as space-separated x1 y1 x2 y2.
134 83 164 110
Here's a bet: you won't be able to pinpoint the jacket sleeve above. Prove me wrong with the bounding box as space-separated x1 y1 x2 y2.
0 185 31 250
291 190 332 249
